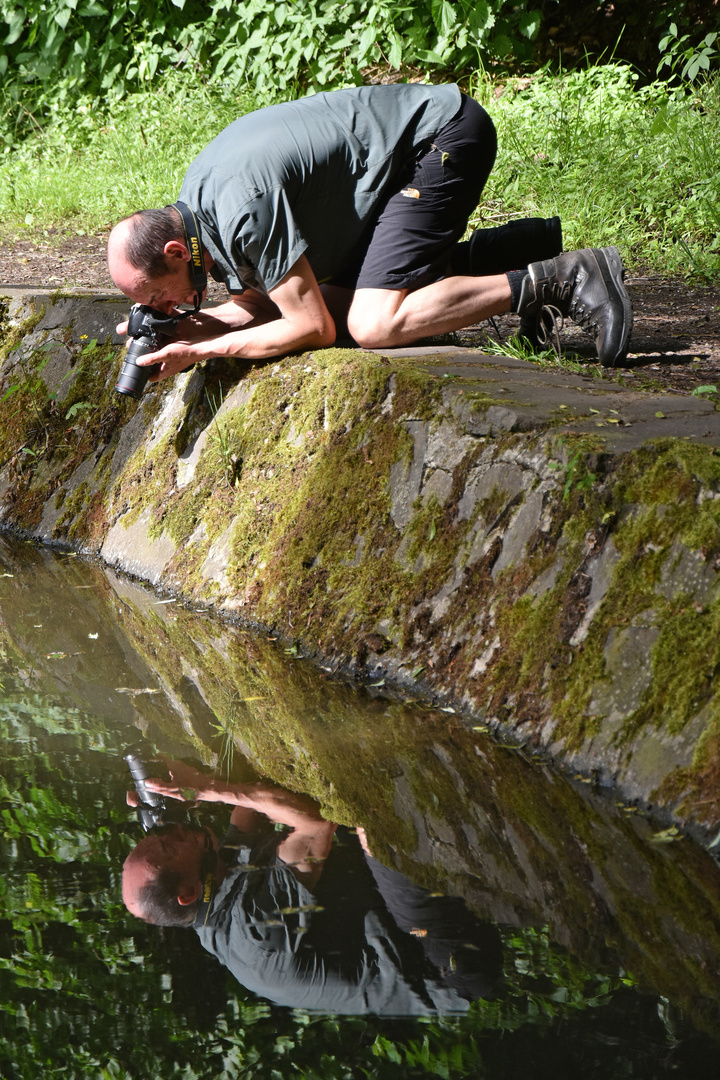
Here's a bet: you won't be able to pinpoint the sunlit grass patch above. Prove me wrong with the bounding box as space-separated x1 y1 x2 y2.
0 63 719 280
0 72 257 235
474 63 720 280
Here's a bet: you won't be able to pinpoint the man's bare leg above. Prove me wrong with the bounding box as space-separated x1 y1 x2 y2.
346 273 512 349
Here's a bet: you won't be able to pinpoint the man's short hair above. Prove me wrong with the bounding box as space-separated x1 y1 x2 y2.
138 867 198 927
123 207 185 280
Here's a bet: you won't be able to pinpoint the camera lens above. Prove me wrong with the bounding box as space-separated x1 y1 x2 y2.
115 336 160 399
125 753 165 808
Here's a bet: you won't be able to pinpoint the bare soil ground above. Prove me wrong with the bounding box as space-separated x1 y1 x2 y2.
3 229 720 395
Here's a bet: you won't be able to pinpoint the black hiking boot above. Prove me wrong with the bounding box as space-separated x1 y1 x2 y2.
451 216 563 277
517 246 633 367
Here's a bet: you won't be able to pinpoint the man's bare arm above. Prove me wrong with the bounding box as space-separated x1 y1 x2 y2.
115 288 280 343
135 255 336 382
165 290 281 341
141 759 337 888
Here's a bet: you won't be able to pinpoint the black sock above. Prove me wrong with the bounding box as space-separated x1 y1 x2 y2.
506 269 529 313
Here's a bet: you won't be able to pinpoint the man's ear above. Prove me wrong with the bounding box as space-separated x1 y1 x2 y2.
164 240 190 262
177 881 203 907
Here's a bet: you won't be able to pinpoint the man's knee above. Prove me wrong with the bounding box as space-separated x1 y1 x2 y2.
348 319 393 350
347 289 404 349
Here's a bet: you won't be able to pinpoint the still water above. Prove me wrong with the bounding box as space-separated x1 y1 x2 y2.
0 533 718 1078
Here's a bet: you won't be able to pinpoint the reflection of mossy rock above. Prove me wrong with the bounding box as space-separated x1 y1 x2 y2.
2 532 720 1039
2 288 720 833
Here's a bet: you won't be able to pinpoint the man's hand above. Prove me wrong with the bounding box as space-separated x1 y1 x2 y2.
114 310 238 384
126 757 221 806
134 338 213 383
114 292 288 382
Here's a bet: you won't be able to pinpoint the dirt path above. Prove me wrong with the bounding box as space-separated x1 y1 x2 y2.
3 230 719 396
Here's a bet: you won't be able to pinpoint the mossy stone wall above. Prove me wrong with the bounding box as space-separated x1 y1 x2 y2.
1 288 719 836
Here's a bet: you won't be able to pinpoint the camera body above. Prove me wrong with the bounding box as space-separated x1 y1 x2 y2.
115 305 180 400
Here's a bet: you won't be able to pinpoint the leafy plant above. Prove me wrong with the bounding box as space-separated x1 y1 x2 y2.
657 22 719 83
548 437 599 501
64 400 94 420
0 0 543 145
1 344 54 451
206 386 241 488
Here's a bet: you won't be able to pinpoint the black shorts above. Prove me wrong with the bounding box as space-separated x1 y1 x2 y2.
364 854 503 1001
330 94 497 292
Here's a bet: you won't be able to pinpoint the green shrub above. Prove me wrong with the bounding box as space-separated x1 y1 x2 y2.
0 0 542 140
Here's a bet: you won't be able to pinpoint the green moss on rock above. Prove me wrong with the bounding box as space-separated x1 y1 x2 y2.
3 299 720 834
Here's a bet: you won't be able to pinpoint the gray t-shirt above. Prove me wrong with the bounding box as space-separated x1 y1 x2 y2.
194 829 471 1015
178 83 462 294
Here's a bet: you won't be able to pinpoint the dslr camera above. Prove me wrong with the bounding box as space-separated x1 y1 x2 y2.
115 305 180 400
125 751 188 832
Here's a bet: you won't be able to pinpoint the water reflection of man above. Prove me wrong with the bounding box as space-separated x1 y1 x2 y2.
122 760 502 1015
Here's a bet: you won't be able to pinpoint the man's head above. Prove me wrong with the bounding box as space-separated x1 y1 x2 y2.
122 824 216 926
107 208 202 314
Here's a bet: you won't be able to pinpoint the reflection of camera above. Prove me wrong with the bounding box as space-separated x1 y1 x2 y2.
115 305 180 399
125 751 187 832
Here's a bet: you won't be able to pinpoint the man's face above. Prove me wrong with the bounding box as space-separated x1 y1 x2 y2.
107 220 206 313
119 258 200 315
138 258 204 314
122 824 213 917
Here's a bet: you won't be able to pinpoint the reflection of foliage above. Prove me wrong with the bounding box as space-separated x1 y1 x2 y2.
0 536 713 1075
0 683 698 1080
496 926 635 1023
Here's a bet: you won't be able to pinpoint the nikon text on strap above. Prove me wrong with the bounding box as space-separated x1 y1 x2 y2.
170 200 207 312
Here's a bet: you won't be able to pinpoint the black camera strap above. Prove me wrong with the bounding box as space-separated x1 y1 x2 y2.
170 200 208 313
193 838 219 928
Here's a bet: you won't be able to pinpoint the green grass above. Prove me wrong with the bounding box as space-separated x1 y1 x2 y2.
0 72 257 236
481 64 720 278
1 63 719 279
480 327 601 375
